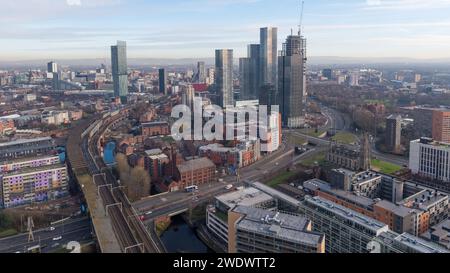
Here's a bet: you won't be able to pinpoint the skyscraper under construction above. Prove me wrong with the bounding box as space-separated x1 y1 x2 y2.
278 31 307 128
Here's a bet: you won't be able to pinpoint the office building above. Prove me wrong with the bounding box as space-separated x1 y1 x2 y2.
410 138 450 182
260 27 277 88
239 57 251 100
206 68 215 85
215 49 234 108
432 110 450 143
47 62 58 73
248 44 261 99
176 157 215 188
373 231 448 253
0 163 68 208
322 69 333 80
111 41 128 99
349 71 359 86
228 206 325 253
278 33 307 128
197 61 206 83
47 61 61 90
304 176 449 236
299 196 389 253
159 68 168 95
386 114 402 153
207 187 275 246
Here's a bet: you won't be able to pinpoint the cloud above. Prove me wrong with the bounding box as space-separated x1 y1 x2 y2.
363 0 450 10
66 0 81 6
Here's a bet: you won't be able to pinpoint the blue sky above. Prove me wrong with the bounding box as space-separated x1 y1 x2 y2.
1 0 450 60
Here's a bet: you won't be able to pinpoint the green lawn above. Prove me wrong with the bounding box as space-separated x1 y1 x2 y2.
372 159 402 174
266 171 298 188
300 152 327 167
300 128 326 138
288 134 308 146
0 229 17 238
332 132 357 144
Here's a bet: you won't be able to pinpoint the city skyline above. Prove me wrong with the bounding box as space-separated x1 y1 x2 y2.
1 0 450 61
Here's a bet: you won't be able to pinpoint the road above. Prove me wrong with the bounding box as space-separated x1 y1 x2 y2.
312 103 409 166
133 141 320 222
0 217 92 253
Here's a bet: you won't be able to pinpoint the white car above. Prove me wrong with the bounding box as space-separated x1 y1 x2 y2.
145 211 153 215
48 227 56 232
52 236 62 241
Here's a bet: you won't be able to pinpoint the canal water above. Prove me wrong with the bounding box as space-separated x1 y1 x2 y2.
103 142 116 165
160 216 212 253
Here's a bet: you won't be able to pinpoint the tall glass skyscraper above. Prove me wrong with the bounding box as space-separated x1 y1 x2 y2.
215 49 234 108
239 57 250 100
159 68 167 95
197 61 206 83
278 33 307 128
260 27 278 88
111 41 128 99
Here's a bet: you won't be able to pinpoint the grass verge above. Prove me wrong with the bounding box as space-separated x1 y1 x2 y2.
372 159 402 174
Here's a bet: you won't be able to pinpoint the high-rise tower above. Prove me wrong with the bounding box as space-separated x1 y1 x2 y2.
260 27 278 89
278 33 307 128
111 41 128 101
215 49 234 108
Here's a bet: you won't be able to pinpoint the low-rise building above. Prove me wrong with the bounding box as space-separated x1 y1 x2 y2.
176 157 215 189
198 140 261 169
0 119 15 136
0 137 56 161
41 111 70 126
141 121 170 137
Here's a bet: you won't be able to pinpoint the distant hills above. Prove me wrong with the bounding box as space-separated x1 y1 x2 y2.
1 56 449 69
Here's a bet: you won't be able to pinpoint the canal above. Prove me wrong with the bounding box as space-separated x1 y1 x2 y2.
104 142 116 165
160 215 212 253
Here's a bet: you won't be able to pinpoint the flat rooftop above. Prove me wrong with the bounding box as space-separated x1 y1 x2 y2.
401 189 449 209
352 171 382 185
177 157 215 173
233 206 324 247
305 196 389 235
390 232 449 253
216 187 273 209
0 154 60 166
252 182 302 208
145 149 163 156
2 163 66 177
199 143 238 153
374 200 417 217
0 137 53 148
303 179 376 209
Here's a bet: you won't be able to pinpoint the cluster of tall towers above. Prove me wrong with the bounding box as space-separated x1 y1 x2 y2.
216 27 307 128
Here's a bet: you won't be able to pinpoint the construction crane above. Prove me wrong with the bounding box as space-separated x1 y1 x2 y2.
299 0 305 36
